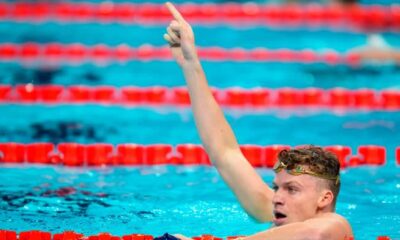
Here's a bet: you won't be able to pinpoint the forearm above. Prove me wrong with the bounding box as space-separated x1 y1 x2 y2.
242 223 323 240
181 60 240 165
181 61 275 221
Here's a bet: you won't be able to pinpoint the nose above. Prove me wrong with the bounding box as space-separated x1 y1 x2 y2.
272 190 284 206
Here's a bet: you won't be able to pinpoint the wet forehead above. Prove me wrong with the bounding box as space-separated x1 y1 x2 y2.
273 170 318 188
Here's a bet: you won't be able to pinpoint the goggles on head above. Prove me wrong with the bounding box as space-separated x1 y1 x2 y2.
273 160 340 185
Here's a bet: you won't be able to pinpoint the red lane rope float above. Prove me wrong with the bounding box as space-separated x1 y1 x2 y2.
0 2 399 30
0 230 395 240
0 43 362 65
1 84 400 111
0 142 389 167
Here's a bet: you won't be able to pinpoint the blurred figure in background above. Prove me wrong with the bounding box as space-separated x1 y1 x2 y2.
279 0 400 64
349 34 400 64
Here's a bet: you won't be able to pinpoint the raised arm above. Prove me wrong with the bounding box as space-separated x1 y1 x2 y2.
164 2 273 222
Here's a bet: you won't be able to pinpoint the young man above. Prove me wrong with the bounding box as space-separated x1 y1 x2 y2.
163 2 353 239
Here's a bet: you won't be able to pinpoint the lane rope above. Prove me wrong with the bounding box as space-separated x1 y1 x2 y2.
0 230 363 240
0 230 394 240
0 2 398 30
0 43 363 65
6 230 400 240
0 142 392 167
1 85 399 111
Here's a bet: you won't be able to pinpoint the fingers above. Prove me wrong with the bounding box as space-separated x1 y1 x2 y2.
169 20 180 31
163 33 180 47
163 33 172 43
165 2 185 23
164 3 193 49
164 18 181 46
163 33 174 45
167 26 180 43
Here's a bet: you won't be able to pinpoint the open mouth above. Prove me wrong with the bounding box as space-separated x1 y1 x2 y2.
273 211 287 225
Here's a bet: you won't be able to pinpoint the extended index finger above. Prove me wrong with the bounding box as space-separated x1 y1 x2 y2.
166 2 185 22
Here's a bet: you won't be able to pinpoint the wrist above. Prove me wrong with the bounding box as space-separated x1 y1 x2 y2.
181 58 201 70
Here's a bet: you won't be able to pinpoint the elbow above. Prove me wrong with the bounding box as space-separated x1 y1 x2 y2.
249 191 274 223
248 210 272 223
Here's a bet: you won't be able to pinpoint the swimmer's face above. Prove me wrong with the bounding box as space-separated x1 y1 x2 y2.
272 169 330 226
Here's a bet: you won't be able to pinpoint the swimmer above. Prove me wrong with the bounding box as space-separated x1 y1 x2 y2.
349 34 400 64
163 2 353 239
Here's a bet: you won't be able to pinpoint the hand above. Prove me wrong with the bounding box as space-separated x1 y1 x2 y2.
173 234 193 240
164 2 198 67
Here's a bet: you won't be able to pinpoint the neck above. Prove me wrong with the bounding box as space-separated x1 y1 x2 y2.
316 205 335 216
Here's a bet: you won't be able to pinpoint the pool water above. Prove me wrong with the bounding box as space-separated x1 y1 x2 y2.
1 22 400 50
0 164 399 239
1 104 399 239
2 62 400 90
0 106 399 159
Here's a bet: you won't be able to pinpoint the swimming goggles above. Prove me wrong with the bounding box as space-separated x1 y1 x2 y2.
273 160 340 185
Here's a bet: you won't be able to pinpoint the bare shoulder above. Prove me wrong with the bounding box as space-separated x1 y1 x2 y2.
320 212 352 227
308 213 353 238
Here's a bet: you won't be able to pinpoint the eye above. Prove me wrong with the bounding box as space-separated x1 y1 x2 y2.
272 186 279 192
288 186 298 194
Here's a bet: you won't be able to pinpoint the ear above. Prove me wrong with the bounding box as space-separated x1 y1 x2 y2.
317 190 334 209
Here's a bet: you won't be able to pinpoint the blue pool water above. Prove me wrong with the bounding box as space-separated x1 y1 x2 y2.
1 104 400 239
0 165 399 239
1 22 400 51
0 106 399 160
1 62 400 89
